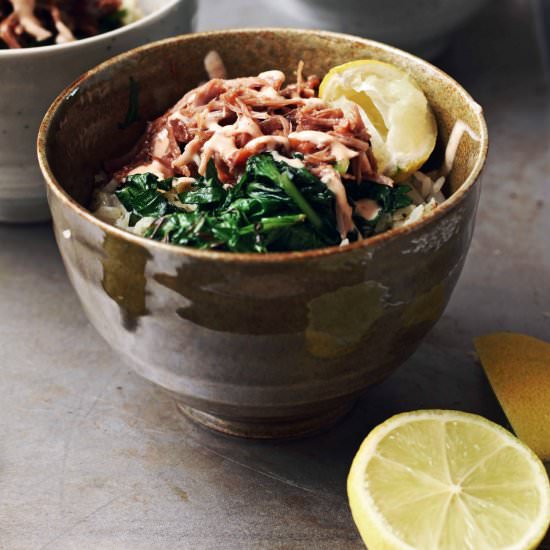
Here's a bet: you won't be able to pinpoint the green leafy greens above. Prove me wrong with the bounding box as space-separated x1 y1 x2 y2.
344 179 413 238
98 9 128 35
141 154 340 252
114 153 414 252
115 172 174 225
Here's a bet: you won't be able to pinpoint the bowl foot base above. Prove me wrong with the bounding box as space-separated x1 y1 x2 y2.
177 401 356 439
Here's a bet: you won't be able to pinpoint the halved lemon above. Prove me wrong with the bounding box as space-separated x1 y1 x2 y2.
319 60 437 181
348 410 550 550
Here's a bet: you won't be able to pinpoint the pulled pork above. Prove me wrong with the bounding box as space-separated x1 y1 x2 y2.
0 0 123 48
113 53 386 238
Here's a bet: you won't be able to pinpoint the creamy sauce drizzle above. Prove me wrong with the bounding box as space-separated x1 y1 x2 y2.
318 166 354 238
288 131 359 163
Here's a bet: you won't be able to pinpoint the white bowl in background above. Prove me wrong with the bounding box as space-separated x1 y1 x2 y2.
0 0 197 223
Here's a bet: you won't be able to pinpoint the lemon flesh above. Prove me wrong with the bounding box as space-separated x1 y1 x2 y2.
348 410 550 550
319 60 437 181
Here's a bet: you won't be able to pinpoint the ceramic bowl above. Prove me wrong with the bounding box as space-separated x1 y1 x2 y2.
0 0 197 223
201 0 488 59
280 0 489 58
38 29 488 438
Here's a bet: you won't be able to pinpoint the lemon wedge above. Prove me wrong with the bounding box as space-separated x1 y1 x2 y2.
475 333 550 461
348 410 550 550
319 60 437 181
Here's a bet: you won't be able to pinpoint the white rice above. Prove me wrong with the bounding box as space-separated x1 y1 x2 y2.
393 118 481 228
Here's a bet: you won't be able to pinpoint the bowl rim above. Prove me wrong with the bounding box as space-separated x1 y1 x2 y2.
0 0 188 59
37 28 489 264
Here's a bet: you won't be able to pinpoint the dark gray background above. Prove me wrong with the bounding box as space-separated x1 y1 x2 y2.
0 0 548 548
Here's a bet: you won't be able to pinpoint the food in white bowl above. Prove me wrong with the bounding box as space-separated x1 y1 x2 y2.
0 0 142 49
0 0 196 223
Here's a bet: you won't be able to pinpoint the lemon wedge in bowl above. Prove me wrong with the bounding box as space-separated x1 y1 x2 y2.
319 60 437 181
348 410 550 550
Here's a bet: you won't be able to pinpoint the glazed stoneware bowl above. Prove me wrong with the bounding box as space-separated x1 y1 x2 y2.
0 0 196 223
38 29 488 438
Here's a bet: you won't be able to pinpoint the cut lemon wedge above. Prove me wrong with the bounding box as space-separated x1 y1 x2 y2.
319 60 437 181
475 332 550 461
348 410 550 550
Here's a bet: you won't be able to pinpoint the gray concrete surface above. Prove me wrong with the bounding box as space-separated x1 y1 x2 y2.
1 1 548 548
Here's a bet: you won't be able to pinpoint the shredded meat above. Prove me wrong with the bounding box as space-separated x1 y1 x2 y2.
0 12 20 47
0 0 123 48
112 52 386 238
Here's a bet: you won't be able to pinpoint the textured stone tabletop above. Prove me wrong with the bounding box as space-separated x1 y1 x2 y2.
0 1 548 548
